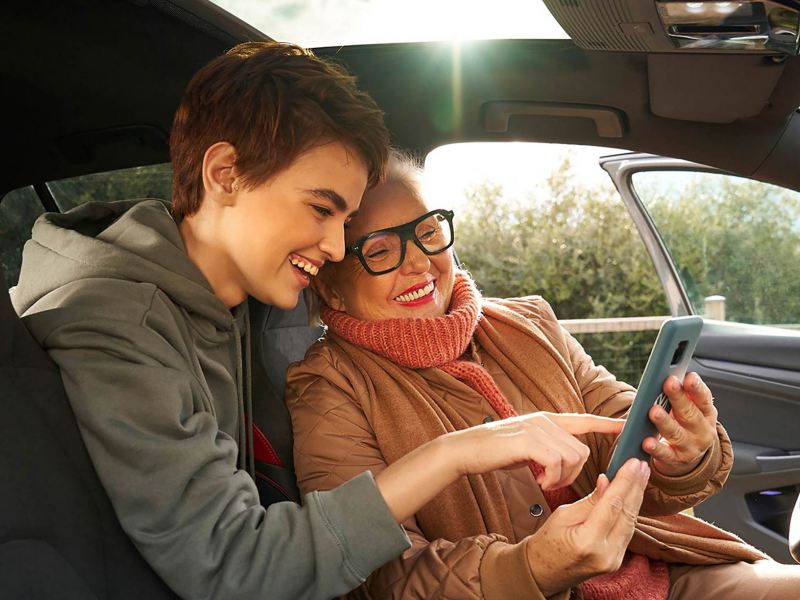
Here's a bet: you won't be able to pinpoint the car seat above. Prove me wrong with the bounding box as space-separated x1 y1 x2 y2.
248 294 323 504
0 266 177 599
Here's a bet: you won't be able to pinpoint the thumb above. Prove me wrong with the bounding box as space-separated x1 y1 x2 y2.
595 473 610 496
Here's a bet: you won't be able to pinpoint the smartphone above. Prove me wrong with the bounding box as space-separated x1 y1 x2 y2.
605 315 704 480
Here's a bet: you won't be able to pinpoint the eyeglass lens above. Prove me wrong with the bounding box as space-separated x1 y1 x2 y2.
360 212 452 272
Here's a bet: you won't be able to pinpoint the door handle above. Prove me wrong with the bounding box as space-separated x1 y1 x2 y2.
756 453 800 473
731 442 800 475
482 102 625 137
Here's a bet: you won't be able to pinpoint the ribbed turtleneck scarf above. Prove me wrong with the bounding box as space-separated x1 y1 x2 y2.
321 271 670 600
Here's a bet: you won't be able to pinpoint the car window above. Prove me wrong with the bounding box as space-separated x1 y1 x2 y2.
0 187 46 287
424 142 671 385
1 163 173 288
631 170 800 330
47 164 173 212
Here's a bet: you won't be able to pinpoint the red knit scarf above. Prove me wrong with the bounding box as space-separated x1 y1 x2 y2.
322 271 669 600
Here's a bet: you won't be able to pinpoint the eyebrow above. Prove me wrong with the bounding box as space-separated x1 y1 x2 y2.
309 188 359 218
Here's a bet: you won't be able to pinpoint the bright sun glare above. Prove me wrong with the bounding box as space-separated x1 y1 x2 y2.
212 0 568 47
209 2 604 212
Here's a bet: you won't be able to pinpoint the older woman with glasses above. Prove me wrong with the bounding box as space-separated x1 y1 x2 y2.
285 152 799 600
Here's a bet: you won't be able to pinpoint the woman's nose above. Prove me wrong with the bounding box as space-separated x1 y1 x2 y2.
401 240 431 273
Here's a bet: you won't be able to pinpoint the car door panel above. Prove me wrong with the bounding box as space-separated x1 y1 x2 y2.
602 154 800 563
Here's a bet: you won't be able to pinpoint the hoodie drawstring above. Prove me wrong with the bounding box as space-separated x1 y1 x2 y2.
231 311 255 480
232 318 246 474
243 305 255 479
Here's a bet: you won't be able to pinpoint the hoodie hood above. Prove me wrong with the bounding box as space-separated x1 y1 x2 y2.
13 199 233 329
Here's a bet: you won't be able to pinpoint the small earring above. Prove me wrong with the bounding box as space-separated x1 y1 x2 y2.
232 181 240 192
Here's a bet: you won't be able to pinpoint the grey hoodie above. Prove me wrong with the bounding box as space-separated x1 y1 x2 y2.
12 199 409 600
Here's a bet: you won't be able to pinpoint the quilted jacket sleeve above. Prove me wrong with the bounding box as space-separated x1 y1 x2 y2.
285 345 554 600
540 298 731 517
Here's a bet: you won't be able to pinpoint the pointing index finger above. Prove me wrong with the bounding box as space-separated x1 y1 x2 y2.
547 413 626 435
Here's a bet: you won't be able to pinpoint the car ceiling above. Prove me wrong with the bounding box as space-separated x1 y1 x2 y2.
3 0 800 198
1 0 261 196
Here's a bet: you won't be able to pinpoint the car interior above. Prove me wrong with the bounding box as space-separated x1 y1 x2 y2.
2 0 800 597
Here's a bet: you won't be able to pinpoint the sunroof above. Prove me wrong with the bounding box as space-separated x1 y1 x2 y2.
211 0 569 47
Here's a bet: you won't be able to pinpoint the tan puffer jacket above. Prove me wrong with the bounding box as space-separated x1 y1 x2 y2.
285 298 735 600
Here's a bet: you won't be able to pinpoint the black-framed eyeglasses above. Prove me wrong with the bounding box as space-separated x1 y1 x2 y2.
346 209 455 275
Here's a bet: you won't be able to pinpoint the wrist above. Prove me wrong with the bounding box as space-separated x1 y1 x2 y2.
649 436 723 497
525 534 561 598
431 432 466 481
374 435 461 523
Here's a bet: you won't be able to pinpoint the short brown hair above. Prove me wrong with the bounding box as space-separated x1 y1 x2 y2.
169 42 388 219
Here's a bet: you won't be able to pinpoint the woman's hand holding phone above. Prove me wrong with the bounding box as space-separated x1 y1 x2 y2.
642 372 718 477
606 316 706 480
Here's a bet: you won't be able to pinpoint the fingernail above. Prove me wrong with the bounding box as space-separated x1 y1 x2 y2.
691 378 700 391
641 462 651 478
627 459 641 473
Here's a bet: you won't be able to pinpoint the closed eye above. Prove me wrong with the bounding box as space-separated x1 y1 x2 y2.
418 228 437 241
366 248 390 260
312 205 333 217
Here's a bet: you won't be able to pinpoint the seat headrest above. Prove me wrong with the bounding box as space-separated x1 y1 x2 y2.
0 266 15 362
0 266 53 370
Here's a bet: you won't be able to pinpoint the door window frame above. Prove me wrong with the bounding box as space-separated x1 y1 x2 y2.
600 153 733 318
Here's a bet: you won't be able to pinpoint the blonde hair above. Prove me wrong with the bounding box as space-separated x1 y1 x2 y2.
384 149 424 200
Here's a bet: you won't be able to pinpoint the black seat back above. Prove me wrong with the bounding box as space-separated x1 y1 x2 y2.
249 294 323 505
0 268 176 599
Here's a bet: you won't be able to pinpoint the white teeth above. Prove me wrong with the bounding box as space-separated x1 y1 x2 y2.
394 281 435 303
290 258 319 276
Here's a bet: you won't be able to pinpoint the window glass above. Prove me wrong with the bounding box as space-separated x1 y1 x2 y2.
424 143 670 384
632 170 800 330
0 187 46 287
47 163 172 212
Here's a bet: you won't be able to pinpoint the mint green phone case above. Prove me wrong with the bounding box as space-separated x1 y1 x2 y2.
605 316 704 480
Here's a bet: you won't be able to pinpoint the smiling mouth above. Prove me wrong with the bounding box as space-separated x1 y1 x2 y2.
394 281 435 303
289 256 320 277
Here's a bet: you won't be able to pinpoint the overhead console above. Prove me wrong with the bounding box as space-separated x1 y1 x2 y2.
544 0 800 55
544 1 800 123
